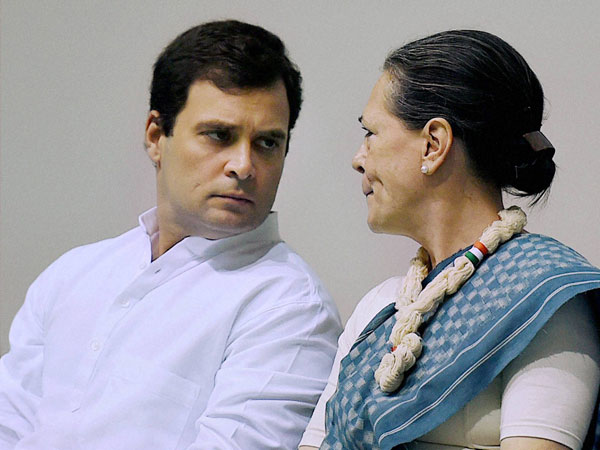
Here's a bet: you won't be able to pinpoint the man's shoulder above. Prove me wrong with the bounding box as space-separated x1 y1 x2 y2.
263 240 319 272
43 225 143 277
247 241 328 292
228 240 340 318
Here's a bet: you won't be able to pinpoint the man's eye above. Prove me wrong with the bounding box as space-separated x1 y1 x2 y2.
204 130 231 142
361 126 373 138
256 138 280 151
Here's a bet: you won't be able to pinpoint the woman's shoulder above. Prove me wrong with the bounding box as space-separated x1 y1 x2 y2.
361 275 404 308
512 233 596 268
345 276 404 340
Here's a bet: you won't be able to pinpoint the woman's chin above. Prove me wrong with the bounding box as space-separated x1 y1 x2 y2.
367 218 390 234
367 217 410 237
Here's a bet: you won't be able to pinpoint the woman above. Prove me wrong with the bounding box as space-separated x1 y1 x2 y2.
299 30 600 450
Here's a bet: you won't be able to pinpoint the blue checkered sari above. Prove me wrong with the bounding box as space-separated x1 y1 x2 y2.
323 234 600 449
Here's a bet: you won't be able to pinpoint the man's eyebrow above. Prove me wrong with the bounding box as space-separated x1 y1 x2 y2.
194 121 286 139
261 129 287 140
195 120 235 130
358 115 364 124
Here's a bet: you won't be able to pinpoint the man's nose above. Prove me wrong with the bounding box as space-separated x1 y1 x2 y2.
225 141 255 180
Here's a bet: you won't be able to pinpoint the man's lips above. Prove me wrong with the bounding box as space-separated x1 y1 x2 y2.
212 193 254 204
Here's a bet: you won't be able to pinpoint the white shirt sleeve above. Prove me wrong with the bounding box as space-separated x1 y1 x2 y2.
187 294 341 450
0 276 46 448
500 293 600 450
299 277 403 448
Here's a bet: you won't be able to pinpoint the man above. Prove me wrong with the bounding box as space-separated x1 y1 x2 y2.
0 20 341 449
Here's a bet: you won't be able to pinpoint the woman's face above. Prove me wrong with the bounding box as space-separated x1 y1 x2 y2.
352 73 426 235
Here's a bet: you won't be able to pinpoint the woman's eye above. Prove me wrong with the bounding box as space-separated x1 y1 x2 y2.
361 126 373 138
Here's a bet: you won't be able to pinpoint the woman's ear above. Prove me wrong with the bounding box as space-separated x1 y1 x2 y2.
144 110 164 168
420 117 453 175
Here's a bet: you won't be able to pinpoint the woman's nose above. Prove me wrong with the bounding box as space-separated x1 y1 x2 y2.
352 142 367 174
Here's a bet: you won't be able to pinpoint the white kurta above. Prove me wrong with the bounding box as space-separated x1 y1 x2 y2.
300 276 600 450
0 209 342 450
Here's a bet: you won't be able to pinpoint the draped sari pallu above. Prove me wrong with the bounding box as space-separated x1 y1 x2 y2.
323 234 600 450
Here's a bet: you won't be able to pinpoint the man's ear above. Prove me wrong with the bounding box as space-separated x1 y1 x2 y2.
145 110 165 168
420 117 453 175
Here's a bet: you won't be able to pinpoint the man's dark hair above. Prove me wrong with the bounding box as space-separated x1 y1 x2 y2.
150 20 303 139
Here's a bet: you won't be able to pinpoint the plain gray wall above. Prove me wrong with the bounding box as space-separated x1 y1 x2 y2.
2 0 599 354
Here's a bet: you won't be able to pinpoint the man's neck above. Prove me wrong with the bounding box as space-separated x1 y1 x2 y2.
152 204 191 260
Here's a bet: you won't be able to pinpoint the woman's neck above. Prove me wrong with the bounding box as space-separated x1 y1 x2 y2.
412 186 504 268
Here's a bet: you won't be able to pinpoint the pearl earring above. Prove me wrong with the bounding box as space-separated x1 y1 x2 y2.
420 164 429 174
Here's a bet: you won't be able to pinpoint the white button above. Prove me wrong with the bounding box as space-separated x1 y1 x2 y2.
120 299 130 308
90 339 101 352
139 262 147 270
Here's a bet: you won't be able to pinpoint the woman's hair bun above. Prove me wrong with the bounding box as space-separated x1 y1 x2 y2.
508 150 556 198
503 134 556 202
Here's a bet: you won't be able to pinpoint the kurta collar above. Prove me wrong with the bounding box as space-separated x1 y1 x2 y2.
138 208 281 260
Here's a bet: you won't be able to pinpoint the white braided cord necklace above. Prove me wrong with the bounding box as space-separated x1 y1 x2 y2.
375 206 527 393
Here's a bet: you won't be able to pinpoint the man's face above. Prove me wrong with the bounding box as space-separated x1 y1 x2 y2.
146 79 290 240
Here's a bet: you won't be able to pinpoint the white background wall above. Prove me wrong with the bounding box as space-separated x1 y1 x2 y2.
1 0 599 354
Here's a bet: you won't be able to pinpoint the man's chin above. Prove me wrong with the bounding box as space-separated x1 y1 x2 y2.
200 215 266 240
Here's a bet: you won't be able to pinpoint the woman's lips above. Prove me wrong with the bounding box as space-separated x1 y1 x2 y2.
362 179 373 197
